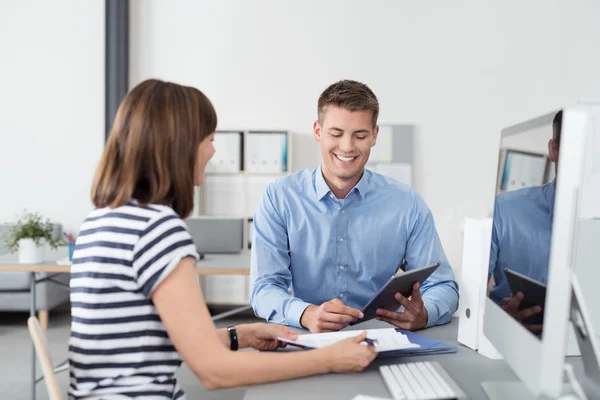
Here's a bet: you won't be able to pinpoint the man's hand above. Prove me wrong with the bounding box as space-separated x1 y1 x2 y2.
237 323 299 351
375 282 428 331
499 292 543 334
300 298 364 333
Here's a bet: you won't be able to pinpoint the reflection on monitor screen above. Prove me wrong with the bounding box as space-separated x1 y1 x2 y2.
487 110 562 339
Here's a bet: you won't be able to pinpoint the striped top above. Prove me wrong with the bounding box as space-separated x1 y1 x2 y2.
68 202 199 399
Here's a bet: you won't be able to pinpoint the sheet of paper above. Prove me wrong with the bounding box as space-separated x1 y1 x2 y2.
278 328 420 353
375 163 412 186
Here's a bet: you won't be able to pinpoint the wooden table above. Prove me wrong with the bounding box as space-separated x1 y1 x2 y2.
0 248 252 400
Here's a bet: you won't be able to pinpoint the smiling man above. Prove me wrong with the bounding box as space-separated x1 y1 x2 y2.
249 80 459 333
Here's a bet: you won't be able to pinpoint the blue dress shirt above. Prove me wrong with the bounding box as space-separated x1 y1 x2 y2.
488 181 555 304
250 167 459 329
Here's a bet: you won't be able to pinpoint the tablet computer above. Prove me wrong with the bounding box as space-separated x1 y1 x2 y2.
504 268 546 325
350 262 441 325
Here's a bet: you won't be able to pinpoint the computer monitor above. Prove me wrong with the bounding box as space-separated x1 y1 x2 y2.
482 108 589 399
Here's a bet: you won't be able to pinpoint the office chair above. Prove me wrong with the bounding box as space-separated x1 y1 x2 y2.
27 316 63 400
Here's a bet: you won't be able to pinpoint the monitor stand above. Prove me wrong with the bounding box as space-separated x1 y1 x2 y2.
482 275 600 400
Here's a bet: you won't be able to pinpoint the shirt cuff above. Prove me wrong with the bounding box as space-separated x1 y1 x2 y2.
285 299 312 328
423 299 440 328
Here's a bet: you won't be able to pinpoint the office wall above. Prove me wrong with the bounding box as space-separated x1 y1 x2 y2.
131 0 586 278
0 1 105 234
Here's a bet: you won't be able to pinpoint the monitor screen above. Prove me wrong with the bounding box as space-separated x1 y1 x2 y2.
487 110 562 340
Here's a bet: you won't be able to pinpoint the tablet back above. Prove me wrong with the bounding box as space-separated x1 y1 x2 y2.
351 262 440 325
504 268 546 325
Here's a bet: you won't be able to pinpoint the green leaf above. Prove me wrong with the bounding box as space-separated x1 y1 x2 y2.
2 209 66 253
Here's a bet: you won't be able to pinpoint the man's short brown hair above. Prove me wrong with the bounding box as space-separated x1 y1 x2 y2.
317 80 379 128
91 79 217 218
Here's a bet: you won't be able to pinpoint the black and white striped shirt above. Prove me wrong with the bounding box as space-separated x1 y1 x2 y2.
68 202 199 399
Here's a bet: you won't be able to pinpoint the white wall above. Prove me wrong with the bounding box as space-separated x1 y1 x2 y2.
131 0 585 279
0 1 105 235
2 0 596 280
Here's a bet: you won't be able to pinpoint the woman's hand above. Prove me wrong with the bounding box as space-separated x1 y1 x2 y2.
237 323 299 351
322 331 377 373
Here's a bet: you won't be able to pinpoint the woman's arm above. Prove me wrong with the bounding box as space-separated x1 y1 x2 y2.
152 258 373 390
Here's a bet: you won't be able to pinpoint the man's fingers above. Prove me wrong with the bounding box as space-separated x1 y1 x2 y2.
526 324 544 334
517 305 542 321
314 320 346 332
324 301 364 318
394 292 412 310
504 292 524 311
412 282 422 298
322 312 357 324
376 308 413 321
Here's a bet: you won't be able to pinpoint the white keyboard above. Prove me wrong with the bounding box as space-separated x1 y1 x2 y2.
379 361 466 400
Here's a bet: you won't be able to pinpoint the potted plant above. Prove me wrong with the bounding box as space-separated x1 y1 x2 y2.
3 210 65 264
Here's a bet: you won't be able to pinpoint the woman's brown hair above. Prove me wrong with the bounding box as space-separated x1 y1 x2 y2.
91 79 217 218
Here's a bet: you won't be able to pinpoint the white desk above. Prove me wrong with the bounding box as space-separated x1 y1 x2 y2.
243 318 587 400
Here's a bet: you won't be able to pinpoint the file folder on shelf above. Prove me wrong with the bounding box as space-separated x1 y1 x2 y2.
246 131 288 173
206 131 243 173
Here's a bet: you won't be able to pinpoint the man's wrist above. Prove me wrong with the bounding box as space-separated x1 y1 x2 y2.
299 305 317 329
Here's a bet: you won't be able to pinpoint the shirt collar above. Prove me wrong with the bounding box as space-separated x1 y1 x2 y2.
315 166 370 201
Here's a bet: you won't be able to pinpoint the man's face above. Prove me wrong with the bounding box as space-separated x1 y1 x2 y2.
313 105 378 182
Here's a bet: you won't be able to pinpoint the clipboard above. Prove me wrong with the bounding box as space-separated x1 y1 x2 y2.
350 262 441 325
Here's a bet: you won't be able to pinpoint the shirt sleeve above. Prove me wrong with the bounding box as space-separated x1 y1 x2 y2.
132 211 199 298
404 192 460 328
249 185 311 328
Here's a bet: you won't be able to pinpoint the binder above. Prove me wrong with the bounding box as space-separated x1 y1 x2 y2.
246 132 288 173
206 131 242 173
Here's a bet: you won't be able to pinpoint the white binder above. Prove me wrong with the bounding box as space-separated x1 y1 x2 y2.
246 132 287 173
457 217 503 359
206 132 242 173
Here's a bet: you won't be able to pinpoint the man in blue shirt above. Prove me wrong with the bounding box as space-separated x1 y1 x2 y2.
250 80 459 333
488 110 562 331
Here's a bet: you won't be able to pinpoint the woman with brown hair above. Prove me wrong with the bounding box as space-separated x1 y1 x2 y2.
68 79 376 399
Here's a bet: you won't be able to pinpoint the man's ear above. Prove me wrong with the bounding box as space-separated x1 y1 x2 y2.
548 139 559 163
371 125 379 147
313 120 321 142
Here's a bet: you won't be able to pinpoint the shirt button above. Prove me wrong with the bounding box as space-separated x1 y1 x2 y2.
339 265 345 270
341 210 345 214
339 293 344 298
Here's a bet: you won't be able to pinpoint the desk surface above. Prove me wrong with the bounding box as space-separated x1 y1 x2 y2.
243 318 570 400
0 249 251 275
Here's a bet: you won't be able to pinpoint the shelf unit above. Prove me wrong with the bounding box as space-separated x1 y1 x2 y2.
193 130 292 305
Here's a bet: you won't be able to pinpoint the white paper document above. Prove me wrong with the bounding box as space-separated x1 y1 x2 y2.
278 328 420 353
